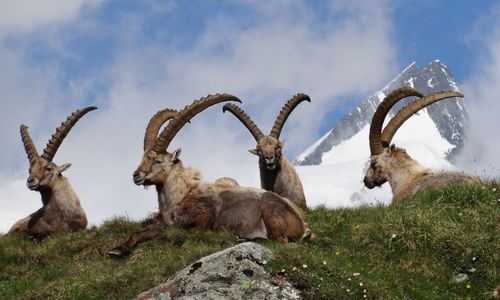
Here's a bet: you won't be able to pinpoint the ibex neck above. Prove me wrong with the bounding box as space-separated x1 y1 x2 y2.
387 157 428 196
40 177 78 206
41 177 83 217
155 184 168 210
163 166 201 206
259 156 283 190
40 189 53 206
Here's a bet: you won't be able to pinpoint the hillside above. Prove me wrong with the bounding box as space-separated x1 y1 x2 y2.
1 183 499 299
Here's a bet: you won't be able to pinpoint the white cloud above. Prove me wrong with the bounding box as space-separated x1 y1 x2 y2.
0 0 102 37
0 1 398 233
458 4 500 179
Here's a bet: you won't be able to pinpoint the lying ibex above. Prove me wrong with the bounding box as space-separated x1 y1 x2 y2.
222 94 310 209
363 87 480 202
8 107 96 238
109 94 310 257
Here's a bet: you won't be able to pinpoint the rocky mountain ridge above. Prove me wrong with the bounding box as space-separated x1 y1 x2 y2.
295 61 468 166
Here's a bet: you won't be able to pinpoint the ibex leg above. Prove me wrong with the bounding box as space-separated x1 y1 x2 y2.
261 192 289 243
109 219 166 257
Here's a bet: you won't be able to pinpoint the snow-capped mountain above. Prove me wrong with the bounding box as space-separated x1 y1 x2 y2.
295 60 468 166
288 60 470 208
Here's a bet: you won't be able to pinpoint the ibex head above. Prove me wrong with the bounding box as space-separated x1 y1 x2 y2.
26 156 71 191
20 107 97 191
364 143 404 188
249 136 283 170
363 87 463 188
223 93 310 170
133 94 241 186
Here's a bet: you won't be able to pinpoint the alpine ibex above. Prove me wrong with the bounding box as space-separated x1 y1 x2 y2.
109 94 310 257
8 107 96 239
363 87 480 202
222 94 310 209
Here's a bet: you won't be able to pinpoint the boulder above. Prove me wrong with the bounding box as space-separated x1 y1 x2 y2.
136 242 300 300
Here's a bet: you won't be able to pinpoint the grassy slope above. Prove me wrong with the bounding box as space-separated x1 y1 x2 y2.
0 183 499 299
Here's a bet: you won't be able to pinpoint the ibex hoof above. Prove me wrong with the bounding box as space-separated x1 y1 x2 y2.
107 246 130 258
301 229 315 242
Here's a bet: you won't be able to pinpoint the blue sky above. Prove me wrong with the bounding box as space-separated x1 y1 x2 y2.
1 0 500 231
393 0 494 81
2 0 496 136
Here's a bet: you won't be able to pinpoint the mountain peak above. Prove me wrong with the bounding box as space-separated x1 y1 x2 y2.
295 61 468 166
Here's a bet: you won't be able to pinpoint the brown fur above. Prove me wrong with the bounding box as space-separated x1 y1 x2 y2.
364 145 480 202
112 148 310 255
261 192 308 241
173 194 217 229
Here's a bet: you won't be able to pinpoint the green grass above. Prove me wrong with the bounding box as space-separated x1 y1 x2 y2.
0 219 237 299
1 183 499 299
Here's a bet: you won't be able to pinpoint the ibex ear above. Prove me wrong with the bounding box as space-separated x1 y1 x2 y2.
171 148 182 162
58 163 72 174
249 149 258 156
279 140 285 148
389 144 396 152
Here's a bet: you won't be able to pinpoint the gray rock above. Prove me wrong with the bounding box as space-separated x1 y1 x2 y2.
452 273 468 283
136 242 300 300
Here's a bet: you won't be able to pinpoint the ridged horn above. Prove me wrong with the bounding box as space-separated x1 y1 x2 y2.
222 103 264 142
41 106 97 161
270 93 311 139
369 87 423 155
153 94 242 152
381 91 464 145
20 125 39 165
144 108 179 151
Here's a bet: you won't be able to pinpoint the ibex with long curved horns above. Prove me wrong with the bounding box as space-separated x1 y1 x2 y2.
109 94 310 257
8 107 96 238
363 87 479 202
222 94 310 209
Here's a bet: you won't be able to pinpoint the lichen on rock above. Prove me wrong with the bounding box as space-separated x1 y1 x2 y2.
136 242 300 300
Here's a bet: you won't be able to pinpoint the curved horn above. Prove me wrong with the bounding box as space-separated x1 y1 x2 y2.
144 108 178 151
369 87 423 155
381 91 464 145
222 103 264 142
20 125 39 165
41 106 97 161
153 94 242 152
270 93 311 139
